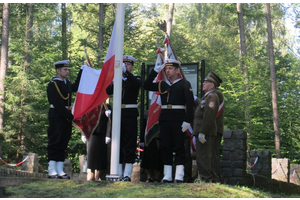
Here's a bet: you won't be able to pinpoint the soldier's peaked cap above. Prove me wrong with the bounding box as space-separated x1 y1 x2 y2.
204 72 222 87
123 55 136 65
164 58 181 68
54 60 70 69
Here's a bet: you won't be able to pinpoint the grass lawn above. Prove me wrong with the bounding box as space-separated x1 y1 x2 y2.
3 179 300 198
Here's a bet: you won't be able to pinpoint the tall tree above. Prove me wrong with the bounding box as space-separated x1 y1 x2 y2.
98 3 104 68
0 3 10 132
23 3 34 72
62 3 67 59
237 3 250 129
165 3 174 59
266 3 281 158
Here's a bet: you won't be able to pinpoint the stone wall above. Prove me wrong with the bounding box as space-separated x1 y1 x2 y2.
249 150 271 178
290 164 300 186
21 153 39 173
272 158 290 183
220 129 247 185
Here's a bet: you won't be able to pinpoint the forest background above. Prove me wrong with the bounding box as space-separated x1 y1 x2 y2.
0 3 299 173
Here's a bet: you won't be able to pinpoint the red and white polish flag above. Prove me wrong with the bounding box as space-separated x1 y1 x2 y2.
72 22 116 138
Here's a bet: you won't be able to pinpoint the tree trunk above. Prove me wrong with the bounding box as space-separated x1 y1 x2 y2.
237 3 251 162
165 3 174 60
24 3 34 72
237 3 250 127
62 3 67 59
266 3 281 158
98 3 104 68
0 3 10 132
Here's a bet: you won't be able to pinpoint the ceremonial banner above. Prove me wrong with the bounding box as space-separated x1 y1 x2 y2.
72 22 116 139
145 47 165 146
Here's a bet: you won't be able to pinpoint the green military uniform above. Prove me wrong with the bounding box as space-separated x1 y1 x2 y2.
193 90 219 182
212 88 224 183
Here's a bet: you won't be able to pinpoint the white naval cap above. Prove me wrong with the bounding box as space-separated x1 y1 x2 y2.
123 55 136 65
164 58 181 68
53 60 70 69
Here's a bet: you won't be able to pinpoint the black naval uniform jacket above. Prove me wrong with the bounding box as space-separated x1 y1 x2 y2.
106 71 141 117
106 70 141 163
143 69 194 123
46 69 82 161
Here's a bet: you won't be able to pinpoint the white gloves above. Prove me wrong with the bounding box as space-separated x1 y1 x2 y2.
181 121 190 132
122 63 126 73
154 63 165 73
198 133 206 144
194 95 198 101
105 137 111 144
105 110 111 118
81 135 86 144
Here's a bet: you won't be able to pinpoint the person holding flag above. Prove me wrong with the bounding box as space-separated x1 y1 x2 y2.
46 60 82 179
106 55 141 182
144 58 194 183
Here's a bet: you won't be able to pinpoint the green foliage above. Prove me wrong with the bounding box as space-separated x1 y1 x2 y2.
1 3 300 172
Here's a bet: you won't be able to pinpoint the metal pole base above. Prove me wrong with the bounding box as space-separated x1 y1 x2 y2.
106 174 121 181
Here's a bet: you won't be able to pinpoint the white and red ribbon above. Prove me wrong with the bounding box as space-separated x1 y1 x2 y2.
0 156 29 167
272 162 280 174
247 157 258 168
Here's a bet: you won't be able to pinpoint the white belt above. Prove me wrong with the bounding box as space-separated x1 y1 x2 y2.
121 104 137 108
50 104 70 109
161 105 185 109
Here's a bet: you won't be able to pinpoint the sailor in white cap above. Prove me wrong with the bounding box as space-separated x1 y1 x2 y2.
106 55 141 181
46 59 82 179
144 58 194 183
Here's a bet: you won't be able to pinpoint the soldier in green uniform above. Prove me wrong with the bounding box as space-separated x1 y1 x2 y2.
193 72 221 183
46 60 82 179
212 82 224 183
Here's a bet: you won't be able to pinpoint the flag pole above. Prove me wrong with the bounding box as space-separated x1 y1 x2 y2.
106 3 125 181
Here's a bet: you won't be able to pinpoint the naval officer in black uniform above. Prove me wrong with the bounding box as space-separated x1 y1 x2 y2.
46 60 82 179
106 55 141 181
143 58 194 183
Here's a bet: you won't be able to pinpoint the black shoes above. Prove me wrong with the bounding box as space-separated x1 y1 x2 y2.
161 179 173 183
58 174 70 179
122 176 131 182
48 174 58 179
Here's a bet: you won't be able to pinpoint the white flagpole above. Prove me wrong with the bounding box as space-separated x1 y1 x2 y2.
106 3 125 181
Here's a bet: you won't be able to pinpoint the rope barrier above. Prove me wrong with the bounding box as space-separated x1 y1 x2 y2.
247 157 258 169
290 169 295 182
0 156 29 167
38 164 48 172
272 162 280 174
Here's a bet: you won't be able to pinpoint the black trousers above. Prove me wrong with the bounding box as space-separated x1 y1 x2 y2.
159 120 186 166
184 133 192 180
141 138 163 171
87 132 107 170
119 116 137 164
47 109 72 162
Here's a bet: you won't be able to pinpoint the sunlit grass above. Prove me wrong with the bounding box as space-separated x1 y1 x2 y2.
5 179 299 198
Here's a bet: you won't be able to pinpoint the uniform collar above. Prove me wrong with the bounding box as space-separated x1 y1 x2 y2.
51 77 67 84
166 77 182 86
